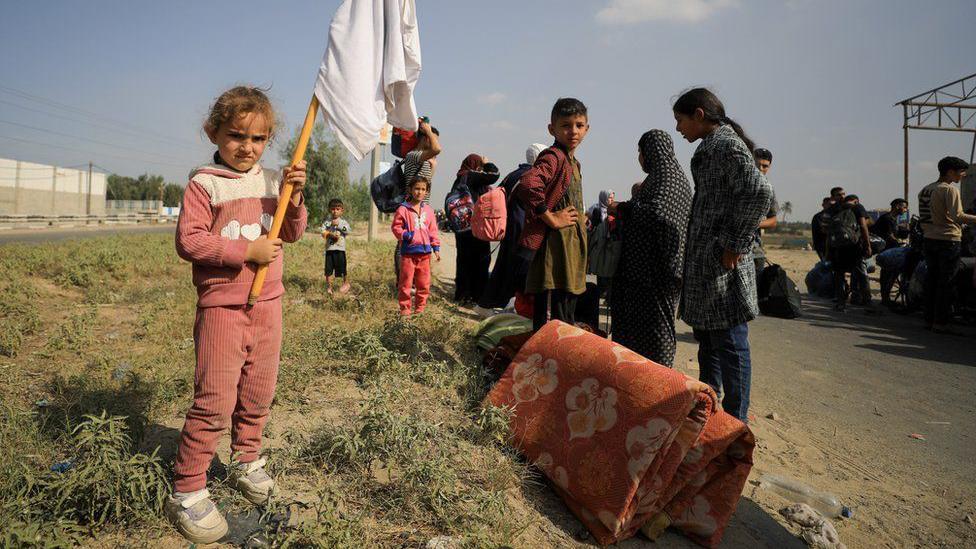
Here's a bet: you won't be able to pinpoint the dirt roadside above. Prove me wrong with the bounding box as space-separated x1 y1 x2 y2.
436 236 976 548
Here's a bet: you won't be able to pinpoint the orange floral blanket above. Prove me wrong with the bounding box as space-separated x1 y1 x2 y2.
487 321 754 547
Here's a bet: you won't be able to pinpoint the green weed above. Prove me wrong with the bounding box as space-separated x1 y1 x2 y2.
1 413 169 534
263 486 365 548
48 306 98 352
0 280 40 357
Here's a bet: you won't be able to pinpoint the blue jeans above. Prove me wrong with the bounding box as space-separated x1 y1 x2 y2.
693 322 752 422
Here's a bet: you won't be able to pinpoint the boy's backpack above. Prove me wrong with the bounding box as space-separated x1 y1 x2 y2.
370 161 406 214
758 263 802 318
444 186 475 233
827 205 861 248
471 185 510 242
391 128 418 159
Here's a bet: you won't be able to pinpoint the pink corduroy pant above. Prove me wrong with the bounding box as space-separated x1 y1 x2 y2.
173 299 281 492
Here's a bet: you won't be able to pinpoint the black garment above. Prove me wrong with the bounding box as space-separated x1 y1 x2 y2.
754 256 767 276
453 230 490 302
612 285 680 367
324 250 347 277
479 164 531 309
811 211 828 259
451 170 495 303
532 289 577 331
610 130 692 367
830 244 870 307
923 239 961 326
393 242 401 284
871 212 900 250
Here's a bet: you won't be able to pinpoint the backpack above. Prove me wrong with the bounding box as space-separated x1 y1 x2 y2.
471 185 510 242
444 186 474 233
827 206 861 248
391 128 418 159
587 219 622 278
804 260 835 298
758 263 802 318
370 161 406 214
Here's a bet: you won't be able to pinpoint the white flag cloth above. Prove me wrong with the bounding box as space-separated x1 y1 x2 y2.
314 0 421 161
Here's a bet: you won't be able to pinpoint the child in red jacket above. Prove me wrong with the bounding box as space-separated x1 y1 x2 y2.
167 86 307 544
392 177 441 315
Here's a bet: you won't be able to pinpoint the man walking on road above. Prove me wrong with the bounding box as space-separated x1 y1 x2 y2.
917 156 975 334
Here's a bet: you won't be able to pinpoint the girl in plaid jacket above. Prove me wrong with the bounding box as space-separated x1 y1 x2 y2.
672 88 772 423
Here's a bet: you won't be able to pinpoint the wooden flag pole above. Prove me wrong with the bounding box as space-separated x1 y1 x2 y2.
248 95 320 306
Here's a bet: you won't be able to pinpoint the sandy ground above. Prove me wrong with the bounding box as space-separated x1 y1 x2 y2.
435 237 976 549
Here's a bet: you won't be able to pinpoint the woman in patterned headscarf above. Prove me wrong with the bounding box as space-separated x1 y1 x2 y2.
609 130 693 367
450 153 489 303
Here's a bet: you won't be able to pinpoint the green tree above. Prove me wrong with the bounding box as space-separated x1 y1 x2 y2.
106 173 167 201
162 183 185 207
781 201 793 223
281 123 352 225
342 174 372 222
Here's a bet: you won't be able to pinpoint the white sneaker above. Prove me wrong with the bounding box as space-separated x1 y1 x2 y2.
229 457 275 505
165 488 228 544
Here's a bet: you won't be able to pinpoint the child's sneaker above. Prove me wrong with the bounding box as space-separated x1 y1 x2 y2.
165 488 228 544
229 457 275 505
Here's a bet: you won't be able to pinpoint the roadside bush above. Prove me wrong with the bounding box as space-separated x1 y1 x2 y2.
1 413 169 536
0 280 40 357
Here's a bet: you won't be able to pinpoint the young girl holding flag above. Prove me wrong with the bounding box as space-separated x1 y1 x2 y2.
167 86 307 543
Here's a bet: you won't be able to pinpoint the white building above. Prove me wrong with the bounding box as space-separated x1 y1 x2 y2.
0 157 106 215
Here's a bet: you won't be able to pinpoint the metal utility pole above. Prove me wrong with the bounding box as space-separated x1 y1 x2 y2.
86 161 93 215
903 105 909 202
368 145 380 242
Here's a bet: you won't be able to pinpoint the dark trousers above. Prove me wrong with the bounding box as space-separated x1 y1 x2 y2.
830 245 870 306
532 289 577 332
922 239 961 326
694 323 752 422
454 231 490 302
393 242 402 288
880 268 897 303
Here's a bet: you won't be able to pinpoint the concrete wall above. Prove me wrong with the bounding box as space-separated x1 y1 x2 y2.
0 158 106 215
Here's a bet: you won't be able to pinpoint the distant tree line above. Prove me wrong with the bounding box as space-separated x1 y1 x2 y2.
106 173 184 207
280 123 371 225
108 124 371 222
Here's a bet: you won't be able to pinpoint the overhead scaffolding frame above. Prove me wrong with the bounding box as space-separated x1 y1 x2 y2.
896 73 976 201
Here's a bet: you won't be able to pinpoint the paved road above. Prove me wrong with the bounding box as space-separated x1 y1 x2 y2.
0 224 175 245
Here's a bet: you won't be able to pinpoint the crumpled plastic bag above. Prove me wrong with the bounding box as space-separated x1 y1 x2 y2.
779 503 846 549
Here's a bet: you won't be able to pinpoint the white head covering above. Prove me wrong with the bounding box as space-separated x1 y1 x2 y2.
526 143 547 165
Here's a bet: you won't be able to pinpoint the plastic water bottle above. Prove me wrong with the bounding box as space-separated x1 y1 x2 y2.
758 473 850 518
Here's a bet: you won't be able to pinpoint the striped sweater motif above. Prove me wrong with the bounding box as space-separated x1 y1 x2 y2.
176 162 307 307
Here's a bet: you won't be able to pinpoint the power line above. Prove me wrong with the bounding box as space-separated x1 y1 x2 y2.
0 163 91 171
0 84 202 149
0 134 188 169
0 119 192 164
0 98 204 152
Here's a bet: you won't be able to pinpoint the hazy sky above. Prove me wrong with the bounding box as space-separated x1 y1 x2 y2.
2 0 974 219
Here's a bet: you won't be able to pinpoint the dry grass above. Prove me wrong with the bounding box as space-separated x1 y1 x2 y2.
0 231 532 547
